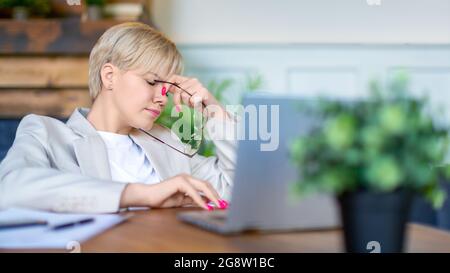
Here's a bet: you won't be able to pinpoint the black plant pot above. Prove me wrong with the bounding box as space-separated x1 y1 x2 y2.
338 189 413 253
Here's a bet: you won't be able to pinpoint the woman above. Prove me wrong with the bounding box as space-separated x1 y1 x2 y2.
0 22 236 213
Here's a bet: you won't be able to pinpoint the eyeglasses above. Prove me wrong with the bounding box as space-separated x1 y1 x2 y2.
139 79 207 157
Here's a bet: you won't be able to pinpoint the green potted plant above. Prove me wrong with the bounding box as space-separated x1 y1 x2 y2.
0 0 50 20
290 73 450 253
85 0 105 21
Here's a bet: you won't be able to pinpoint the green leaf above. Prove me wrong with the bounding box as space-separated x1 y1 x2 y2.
425 187 447 209
378 104 407 135
290 138 308 160
324 113 356 151
365 156 404 192
361 125 385 150
442 165 450 180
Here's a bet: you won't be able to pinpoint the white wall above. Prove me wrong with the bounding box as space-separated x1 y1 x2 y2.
152 0 450 45
179 44 450 121
151 1 450 122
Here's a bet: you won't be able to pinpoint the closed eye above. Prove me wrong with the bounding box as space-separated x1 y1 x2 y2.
146 80 169 97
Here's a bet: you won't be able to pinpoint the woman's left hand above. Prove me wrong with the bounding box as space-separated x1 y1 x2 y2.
166 75 227 119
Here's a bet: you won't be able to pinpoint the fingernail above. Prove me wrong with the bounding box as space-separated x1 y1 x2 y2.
161 86 167 96
220 200 229 209
207 204 214 211
176 105 181 112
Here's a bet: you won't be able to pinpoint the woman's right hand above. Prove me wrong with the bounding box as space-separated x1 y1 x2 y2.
119 174 225 210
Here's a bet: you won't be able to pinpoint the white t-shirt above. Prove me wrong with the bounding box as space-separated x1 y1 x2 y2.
97 130 161 185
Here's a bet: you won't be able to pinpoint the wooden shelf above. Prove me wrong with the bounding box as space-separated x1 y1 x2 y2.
0 88 91 118
0 56 91 118
0 17 155 55
0 13 155 118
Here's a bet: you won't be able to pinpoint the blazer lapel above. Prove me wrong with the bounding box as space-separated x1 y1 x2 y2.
66 108 112 180
72 137 112 180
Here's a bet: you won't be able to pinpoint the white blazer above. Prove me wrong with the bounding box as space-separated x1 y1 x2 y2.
0 108 236 213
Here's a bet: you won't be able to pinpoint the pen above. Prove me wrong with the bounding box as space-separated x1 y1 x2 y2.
0 220 48 230
50 218 94 231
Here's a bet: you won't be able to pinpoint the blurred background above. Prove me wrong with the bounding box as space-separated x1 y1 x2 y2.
0 0 449 229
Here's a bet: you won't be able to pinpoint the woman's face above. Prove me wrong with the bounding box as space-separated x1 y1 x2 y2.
110 67 170 131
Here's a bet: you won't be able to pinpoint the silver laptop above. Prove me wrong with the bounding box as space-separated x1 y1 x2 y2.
177 93 341 234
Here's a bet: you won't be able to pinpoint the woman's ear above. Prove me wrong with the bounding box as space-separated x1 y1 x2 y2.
100 63 115 92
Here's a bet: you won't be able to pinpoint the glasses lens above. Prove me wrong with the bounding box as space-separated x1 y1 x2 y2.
140 112 204 158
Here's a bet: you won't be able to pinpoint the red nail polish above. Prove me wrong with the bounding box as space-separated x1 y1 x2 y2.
161 86 167 96
207 204 214 211
221 200 229 209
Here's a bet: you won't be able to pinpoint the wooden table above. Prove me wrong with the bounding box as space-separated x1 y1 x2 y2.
79 208 450 253
3 207 450 253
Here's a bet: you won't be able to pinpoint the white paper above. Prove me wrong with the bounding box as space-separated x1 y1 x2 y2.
0 208 127 249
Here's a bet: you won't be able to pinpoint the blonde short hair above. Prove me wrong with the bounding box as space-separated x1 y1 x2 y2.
88 22 184 99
